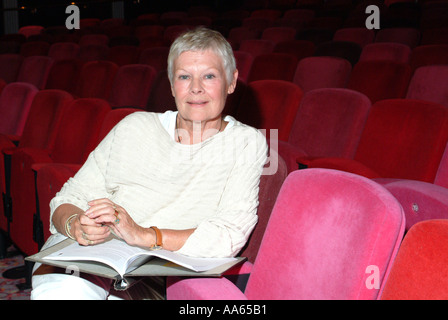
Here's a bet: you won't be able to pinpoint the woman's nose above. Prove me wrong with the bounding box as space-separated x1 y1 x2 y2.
190 77 203 94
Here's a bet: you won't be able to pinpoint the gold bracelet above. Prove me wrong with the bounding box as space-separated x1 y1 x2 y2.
64 214 78 240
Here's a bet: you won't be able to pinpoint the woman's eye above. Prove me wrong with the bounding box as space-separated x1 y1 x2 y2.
204 74 215 80
178 75 189 80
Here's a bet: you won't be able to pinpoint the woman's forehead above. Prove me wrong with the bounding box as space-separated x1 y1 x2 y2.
174 50 225 70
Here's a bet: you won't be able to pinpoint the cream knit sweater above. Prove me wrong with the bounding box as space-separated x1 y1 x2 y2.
49 111 268 258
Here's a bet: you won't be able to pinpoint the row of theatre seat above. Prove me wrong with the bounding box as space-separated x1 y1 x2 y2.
1 2 448 299
0 78 448 298
0 41 447 113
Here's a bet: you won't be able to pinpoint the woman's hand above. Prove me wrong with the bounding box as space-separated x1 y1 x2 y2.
70 212 111 246
85 198 151 247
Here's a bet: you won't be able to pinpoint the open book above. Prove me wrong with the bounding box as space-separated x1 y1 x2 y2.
27 238 245 290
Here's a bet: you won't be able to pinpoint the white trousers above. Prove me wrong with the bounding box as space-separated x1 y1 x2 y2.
31 233 165 300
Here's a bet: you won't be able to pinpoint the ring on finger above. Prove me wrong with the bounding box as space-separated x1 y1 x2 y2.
82 232 88 240
88 240 94 245
114 210 120 225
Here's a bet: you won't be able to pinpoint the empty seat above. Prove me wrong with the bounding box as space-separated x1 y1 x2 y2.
145 70 176 113
227 27 260 50
79 34 109 47
305 99 448 183
359 42 411 64
347 60 411 103
78 44 109 62
167 168 405 300
261 27 296 44
18 25 44 38
410 44 448 72
48 42 80 61
138 47 169 73
163 25 191 46
406 65 448 108
45 58 84 95
420 27 448 46
75 60 119 100
0 54 23 83
242 17 272 34
0 82 38 136
279 88 371 172
314 40 362 66
16 55 54 89
233 51 253 83
9 98 111 255
375 27 421 48
273 40 315 61
293 56 352 92
109 64 156 109
19 41 50 57
381 220 448 299
333 28 375 48
238 39 275 58
236 80 303 141
0 90 73 240
107 45 140 66
247 53 298 82
297 28 336 45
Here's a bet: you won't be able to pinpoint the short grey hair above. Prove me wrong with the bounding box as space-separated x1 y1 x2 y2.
167 27 236 85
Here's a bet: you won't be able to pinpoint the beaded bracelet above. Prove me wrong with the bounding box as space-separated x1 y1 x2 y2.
64 213 78 240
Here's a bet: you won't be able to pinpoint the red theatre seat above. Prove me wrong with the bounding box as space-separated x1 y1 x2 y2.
8 98 110 256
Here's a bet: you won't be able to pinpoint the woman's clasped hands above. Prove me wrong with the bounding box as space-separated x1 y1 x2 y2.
73 198 148 247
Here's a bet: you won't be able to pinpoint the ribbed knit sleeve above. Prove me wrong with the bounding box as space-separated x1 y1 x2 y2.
176 128 268 258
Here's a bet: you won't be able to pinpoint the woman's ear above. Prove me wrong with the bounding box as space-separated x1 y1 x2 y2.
227 69 239 94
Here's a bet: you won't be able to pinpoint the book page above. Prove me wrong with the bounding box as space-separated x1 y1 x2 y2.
43 237 238 274
44 238 147 276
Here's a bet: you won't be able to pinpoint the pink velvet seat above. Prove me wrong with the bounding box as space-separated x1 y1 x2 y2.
278 88 371 173
167 168 405 300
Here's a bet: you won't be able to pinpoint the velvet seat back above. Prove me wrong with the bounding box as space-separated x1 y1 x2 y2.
288 88 371 159
236 80 303 142
50 98 111 164
247 53 298 83
293 56 351 93
354 99 448 182
406 65 448 108
0 82 38 136
347 60 411 103
109 64 156 109
381 220 448 299
75 60 118 100
244 168 405 300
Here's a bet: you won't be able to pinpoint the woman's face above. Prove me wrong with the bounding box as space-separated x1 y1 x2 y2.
171 49 237 124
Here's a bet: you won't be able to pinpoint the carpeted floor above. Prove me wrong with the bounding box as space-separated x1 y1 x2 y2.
0 246 31 300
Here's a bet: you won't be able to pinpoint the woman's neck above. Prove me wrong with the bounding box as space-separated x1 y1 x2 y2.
175 114 225 144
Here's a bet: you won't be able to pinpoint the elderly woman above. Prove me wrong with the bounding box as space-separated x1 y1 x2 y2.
31 27 267 300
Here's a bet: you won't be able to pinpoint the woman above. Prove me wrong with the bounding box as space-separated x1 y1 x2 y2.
31 27 268 299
